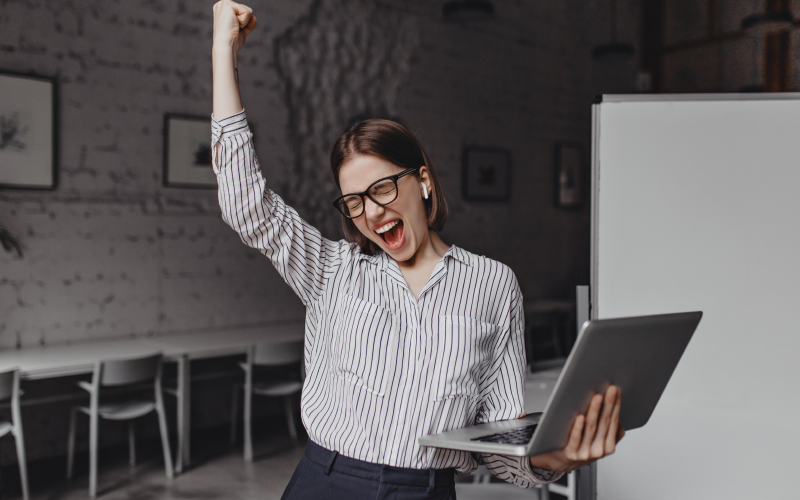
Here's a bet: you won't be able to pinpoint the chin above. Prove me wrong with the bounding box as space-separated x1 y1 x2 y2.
374 229 417 262
385 243 416 262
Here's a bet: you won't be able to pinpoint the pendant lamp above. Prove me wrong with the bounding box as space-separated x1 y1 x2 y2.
442 0 494 22
741 11 794 36
592 0 635 62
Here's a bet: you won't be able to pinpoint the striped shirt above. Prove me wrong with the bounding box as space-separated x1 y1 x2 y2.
211 110 562 487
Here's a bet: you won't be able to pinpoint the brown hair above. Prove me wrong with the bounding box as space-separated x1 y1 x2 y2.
330 119 448 255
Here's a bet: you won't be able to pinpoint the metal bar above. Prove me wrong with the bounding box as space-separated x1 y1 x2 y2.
177 356 191 470
598 92 800 102
576 286 590 335
585 106 601 500
590 103 601 324
640 0 665 92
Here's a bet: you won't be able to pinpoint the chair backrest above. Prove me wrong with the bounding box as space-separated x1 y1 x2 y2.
100 353 162 386
0 370 15 401
251 340 303 366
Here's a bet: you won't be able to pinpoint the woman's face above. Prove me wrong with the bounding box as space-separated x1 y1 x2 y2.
338 154 431 262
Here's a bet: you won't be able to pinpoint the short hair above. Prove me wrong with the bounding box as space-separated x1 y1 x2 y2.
330 119 448 255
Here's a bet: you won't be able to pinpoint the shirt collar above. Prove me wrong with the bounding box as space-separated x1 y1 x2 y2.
355 248 386 270
355 244 474 269
444 245 474 267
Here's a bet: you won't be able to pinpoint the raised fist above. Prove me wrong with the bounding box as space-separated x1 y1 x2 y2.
212 0 256 53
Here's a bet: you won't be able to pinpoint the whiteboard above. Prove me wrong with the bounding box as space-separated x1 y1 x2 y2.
591 94 800 500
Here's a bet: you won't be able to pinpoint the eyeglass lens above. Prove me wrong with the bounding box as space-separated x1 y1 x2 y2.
338 178 399 217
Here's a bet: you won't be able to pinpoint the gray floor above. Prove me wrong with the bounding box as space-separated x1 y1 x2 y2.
30 434 544 500
34 437 306 500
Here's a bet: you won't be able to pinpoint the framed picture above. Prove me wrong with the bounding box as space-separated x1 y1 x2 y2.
555 142 582 208
461 146 512 202
163 113 216 189
0 71 57 190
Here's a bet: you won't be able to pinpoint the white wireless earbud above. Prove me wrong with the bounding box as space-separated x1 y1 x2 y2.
422 183 429 200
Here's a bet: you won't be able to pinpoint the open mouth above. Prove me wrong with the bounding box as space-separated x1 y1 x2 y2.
375 219 405 250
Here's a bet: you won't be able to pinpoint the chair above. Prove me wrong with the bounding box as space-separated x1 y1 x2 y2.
0 369 30 500
456 465 553 499
66 353 173 497
230 340 304 461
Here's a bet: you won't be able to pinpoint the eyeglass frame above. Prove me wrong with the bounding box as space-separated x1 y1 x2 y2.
332 166 421 219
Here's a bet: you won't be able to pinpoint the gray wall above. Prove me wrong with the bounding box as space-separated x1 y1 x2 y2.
0 0 638 462
658 0 800 92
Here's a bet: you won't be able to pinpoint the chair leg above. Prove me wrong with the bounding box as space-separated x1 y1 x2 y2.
89 409 98 497
155 394 174 478
11 374 30 500
175 355 189 474
66 407 78 479
13 426 30 500
243 386 253 462
128 420 136 466
284 394 298 441
230 385 239 445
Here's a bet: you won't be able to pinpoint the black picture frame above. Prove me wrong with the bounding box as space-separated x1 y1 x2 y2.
163 113 217 189
555 142 583 208
0 70 58 190
461 146 512 202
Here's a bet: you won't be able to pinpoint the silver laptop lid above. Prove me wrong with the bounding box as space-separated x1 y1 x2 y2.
526 311 702 456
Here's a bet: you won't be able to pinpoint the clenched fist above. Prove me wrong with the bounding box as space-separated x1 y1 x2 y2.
212 0 256 53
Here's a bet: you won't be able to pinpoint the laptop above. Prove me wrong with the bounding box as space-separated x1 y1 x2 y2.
418 311 702 457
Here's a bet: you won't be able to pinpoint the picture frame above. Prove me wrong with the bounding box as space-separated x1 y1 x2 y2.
461 146 512 202
0 70 57 190
163 113 216 189
555 142 582 208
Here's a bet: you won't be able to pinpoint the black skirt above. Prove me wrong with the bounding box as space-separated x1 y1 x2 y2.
281 441 457 500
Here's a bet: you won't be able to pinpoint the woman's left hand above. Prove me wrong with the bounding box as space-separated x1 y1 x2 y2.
529 384 625 473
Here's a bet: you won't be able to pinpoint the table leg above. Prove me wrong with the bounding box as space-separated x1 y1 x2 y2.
176 355 191 472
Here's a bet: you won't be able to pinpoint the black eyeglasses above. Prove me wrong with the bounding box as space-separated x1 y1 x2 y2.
332 167 420 219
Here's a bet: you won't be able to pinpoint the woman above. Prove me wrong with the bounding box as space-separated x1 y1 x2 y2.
210 2 623 498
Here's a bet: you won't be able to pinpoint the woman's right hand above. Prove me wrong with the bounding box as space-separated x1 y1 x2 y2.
212 0 256 52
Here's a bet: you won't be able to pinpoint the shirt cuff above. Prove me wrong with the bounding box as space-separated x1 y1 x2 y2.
517 455 564 485
211 109 248 146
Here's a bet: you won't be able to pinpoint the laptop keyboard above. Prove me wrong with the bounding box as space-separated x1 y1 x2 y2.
470 424 538 445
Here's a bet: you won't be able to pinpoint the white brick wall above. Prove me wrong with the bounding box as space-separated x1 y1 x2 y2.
0 0 639 461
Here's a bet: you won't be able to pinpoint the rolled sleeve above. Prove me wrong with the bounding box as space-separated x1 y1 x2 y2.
211 109 248 151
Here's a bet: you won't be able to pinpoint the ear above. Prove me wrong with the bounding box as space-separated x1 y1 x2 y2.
418 166 432 198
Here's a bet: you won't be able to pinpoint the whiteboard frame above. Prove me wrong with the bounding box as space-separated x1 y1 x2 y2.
588 93 800 500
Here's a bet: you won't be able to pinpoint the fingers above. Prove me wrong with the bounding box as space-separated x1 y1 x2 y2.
604 389 622 454
591 385 618 457
233 3 254 28
563 414 585 461
242 15 257 37
213 0 254 47
577 393 603 460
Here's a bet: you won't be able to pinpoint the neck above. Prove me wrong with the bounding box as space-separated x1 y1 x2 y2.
396 230 450 270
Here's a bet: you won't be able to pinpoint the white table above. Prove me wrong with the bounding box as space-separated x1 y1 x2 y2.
0 323 304 473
